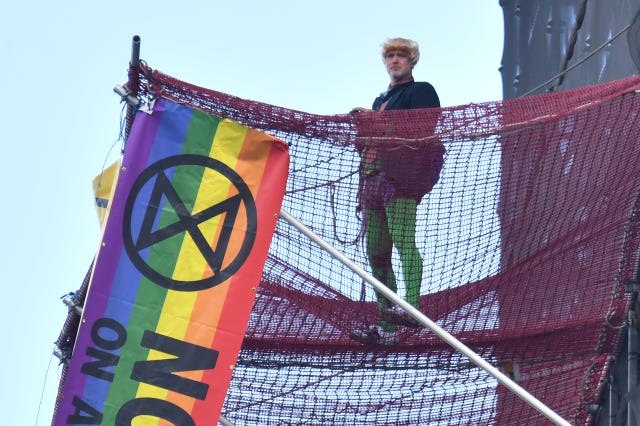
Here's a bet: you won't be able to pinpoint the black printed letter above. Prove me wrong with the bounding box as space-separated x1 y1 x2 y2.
131 330 218 400
67 396 103 424
115 398 194 426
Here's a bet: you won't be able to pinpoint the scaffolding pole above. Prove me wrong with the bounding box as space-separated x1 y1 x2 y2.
629 296 639 425
219 415 235 426
278 208 571 426
124 35 141 140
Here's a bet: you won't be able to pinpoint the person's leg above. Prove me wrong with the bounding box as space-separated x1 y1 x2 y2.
365 207 396 331
386 197 423 309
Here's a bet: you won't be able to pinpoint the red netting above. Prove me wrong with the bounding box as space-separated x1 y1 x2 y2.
64 64 640 424
139 65 640 425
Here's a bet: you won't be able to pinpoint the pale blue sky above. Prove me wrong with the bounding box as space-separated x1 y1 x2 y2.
0 1 503 424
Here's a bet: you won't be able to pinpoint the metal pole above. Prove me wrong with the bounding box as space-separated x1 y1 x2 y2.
219 415 236 426
628 300 638 425
278 208 571 426
123 35 142 140
608 371 614 426
130 35 141 68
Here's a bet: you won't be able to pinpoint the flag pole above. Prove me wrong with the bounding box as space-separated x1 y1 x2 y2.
278 208 571 426
124 35 141 139
130 34 141 68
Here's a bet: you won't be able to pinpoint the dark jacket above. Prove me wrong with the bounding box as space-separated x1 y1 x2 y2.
373 80 440 111
372 80 444 201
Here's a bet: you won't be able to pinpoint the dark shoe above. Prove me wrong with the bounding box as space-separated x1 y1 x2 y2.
350 325 399 346
381 306 422 328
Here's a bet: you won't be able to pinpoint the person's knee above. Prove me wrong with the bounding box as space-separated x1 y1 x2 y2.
370 252 392 268
394 239 418 254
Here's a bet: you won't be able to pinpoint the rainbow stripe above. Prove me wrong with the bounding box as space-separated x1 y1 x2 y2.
54 98 289 425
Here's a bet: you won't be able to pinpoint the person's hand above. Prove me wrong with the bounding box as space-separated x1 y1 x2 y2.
350 107 373 114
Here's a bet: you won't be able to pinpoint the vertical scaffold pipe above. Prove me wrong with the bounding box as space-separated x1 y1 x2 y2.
130 34 141 68
125 35 141 140
628 296 639 425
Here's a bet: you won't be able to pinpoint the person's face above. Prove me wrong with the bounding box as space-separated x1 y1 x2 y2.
384 49 413 82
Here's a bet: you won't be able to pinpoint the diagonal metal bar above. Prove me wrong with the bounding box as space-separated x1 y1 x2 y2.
278 208 571 426
219 415 235 426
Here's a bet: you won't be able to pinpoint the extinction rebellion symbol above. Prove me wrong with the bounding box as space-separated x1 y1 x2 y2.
123 154 257 291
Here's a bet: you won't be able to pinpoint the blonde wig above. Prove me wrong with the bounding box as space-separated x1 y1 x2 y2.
381 38 420 66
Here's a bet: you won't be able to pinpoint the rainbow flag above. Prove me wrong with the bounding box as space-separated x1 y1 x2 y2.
53 98 289 425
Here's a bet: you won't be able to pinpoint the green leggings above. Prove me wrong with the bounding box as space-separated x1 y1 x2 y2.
365 197 422 329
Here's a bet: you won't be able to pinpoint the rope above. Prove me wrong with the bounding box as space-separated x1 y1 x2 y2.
520 21 633 98
330 182 363 246
35 350 56 425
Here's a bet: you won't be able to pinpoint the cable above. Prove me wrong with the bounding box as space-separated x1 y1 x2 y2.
35 350 55 425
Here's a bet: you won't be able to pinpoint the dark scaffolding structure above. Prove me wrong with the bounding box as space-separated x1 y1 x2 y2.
501 1 640 423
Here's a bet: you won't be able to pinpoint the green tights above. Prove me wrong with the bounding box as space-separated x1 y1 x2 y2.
365 197 422 331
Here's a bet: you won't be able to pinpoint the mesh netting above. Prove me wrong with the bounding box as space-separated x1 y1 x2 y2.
58 65 640 425
145 66 640 425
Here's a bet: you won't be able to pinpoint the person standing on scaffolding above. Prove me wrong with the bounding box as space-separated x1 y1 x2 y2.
350 37 444 345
